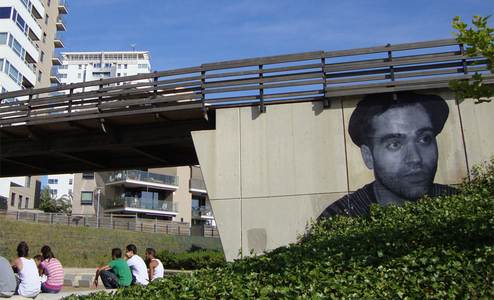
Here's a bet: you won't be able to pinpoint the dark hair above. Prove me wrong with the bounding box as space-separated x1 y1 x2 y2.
41 245 55 260
348 92 449 147
33 254 43 262
112 248 122 258
17 241 29 257
126 244 137 254
145 248 156 257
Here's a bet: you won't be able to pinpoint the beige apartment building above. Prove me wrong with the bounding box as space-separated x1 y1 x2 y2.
70 166 213 227
1 0 67 210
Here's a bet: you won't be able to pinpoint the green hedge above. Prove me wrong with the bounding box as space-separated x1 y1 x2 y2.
72 159 494 299
157 249 226 270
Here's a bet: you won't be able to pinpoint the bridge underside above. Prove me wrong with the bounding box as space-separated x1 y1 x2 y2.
0 108 213 176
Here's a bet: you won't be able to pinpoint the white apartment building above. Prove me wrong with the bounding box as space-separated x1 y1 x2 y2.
46 174 74 199
58 51 151 85
1 0 68 210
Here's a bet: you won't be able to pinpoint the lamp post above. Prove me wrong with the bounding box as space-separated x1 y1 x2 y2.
95 187 102 228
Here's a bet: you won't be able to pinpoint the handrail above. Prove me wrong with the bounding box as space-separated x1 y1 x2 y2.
0 37 491 127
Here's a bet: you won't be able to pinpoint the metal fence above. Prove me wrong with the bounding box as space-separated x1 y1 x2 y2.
0 210 201 236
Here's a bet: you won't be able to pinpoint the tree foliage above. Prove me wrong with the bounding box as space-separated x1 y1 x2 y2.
450 15 494 102
39 185 72 213
70 158 494 299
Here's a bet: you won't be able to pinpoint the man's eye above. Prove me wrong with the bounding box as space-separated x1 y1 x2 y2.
385 140 402 151
418 134 433 145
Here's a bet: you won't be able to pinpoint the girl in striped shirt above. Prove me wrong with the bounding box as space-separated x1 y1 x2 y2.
39 245 64 293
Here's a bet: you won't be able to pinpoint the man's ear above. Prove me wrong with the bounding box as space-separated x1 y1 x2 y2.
361 145 374 170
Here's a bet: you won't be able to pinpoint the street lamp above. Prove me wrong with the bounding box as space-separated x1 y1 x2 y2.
94 187 102 228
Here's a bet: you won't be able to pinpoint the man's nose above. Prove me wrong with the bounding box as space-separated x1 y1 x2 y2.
405 142 422 165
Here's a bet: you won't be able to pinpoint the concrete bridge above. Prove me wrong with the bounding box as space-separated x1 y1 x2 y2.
1 38 493 260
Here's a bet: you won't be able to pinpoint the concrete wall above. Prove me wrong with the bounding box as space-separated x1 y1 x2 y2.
192 89 494 261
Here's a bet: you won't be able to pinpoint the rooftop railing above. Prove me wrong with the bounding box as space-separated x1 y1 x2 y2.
0 37 492 127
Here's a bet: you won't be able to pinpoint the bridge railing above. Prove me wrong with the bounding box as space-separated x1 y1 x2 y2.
0 38 492 127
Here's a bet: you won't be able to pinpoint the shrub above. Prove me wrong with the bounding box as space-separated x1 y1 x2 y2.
157 248 226 270
71 159 494 299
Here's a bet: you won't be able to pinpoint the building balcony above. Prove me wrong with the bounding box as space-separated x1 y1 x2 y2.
105 170 179 191
190 178 207 194
105 196 178 216
54 32 64 48
58 0 69 14
52 53 62 65
56 16 66 31
192 206 214 220
50 68 61 84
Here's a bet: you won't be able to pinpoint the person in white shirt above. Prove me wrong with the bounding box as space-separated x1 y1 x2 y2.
11 242 40 298
125 244 149 286
145 248 164 281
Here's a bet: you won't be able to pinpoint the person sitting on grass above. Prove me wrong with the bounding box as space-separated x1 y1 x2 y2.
38 245 64 294
144 248 164 281
125 244 149 286
94 248 132 289
11 241 40 298
33 255 47 285
0 255 16 298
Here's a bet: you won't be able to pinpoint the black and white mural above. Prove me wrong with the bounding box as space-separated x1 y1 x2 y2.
319 92 458 219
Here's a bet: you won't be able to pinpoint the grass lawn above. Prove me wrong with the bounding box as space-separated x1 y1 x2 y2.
0 216 222 267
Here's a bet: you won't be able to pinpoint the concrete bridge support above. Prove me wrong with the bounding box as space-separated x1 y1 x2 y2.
192 89 494 261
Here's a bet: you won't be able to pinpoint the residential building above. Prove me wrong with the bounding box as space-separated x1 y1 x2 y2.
57 51 151 86
1 0 68 210
70 167 208 226
46 173 73 199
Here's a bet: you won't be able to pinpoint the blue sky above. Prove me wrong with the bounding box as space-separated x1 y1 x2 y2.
64 0 493 71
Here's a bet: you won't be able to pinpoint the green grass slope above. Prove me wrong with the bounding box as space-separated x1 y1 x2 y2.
0 218 222 267
72 159 494 299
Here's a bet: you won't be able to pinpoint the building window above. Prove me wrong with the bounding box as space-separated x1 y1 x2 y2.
68 189 72 195
77 73 81 79
49 189 57 197
0 32 7 44
10 193 15 206
78 64 82 70
25 197 29 209
42 33 46 43
40 51 44 62
81 191 93 205
45 14 48 25
48 178 58 184
69 179 73 185
47 0 51 6
93 63 101 68
18 195 22 209
104 63 111 68
0 7 11 19
37 70 42 82
82 172 94 179
117 64 121 68
124 64 128 69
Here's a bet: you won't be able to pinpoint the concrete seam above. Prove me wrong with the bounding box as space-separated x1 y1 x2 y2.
238 108 243 258
340 98 351 195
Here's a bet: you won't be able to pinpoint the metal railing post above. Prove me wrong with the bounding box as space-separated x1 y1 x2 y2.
259 64 266 113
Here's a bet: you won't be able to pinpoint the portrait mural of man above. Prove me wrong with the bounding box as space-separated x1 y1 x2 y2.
319 92 458 219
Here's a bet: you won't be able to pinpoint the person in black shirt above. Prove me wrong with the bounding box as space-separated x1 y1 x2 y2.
319 92 457 219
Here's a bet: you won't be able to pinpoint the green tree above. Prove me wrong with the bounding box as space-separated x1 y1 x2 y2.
39 185 71 213
450 15 494 102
